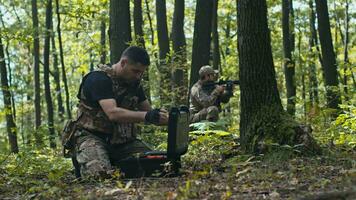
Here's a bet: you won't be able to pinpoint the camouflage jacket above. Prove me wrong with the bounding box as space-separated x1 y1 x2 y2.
189 80 221 114
76 64 143 144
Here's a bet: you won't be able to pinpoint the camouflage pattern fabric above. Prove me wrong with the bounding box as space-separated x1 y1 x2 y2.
77 64 142 144
75 129 151 178
73 64 149 178
190 106 219 123
189 80 221 122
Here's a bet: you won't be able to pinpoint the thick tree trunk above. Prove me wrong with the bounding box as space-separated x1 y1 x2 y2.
156 0 171 106
282 0 296 116
44 0 56 148
31 0 42 138
315 0 341 111
0 34 19 153
190 0 213 87
212 0 220 71
55 0 72 119
134 0 145 48
238 0 319 153
51 33 64 120
171 0 187 106
109 0 131 64
308 0 319 105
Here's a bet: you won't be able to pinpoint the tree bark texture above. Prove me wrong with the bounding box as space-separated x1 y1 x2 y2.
156 0 171 106
31 0 42 132
134 0 145 48
308 0 319 105
55 0 72 119
51 33 64 120
238 0 320 154
212 0 221 71
315 0 340 111
0 34 19 153
172 0 187 105
282 0 296 116
190 0 213 87
109 0 131 64
100 20 107 64
44 0 56 148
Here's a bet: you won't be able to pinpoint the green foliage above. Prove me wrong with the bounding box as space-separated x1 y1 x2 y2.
0 147 72 198
327 104 356 148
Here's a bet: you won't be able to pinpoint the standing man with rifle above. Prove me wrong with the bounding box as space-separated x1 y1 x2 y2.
62 46 168 178
189 65 237 123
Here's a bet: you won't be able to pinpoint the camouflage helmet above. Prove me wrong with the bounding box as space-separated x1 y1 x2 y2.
198 65 218 78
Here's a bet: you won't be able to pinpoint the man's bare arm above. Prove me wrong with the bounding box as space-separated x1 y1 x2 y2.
99 98 168 125
99 98 146 123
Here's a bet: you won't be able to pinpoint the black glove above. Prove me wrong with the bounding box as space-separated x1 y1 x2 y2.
145 109 161 125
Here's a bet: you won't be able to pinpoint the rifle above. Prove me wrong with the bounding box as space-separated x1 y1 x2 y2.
202 80 240 96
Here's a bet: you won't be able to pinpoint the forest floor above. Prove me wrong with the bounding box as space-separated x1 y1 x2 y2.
0 131 355 200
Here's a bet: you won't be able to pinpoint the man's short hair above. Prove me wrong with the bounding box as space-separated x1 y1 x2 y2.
121 46 150 66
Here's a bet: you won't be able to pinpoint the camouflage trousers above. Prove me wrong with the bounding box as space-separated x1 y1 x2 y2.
74 129 151 178
190 106 219 123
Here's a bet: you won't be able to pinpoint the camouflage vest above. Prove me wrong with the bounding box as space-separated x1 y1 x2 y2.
76 64 142 144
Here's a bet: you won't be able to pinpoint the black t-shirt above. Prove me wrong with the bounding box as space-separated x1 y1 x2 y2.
79 71 147 108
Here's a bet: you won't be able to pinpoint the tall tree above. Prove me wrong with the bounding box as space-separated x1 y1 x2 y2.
190 0 214 87
237 0 319 153
133 0 145 48
144 0 154 45
43 0 56 148
100 20 106 64
51 33 64 120
282 0 296 116
156 0 171 105
171 0 187 105
133 0 150 100
31 0 42 139
212 0 220 71
342 0 350 99
0 34 19 153
109 0 131 64
315 0 340 111
55 0 72 119
308 0 320 105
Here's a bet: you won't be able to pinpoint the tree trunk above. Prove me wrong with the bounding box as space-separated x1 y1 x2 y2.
156 0 171 106
31 0 42 139
144 0 154 45
212 0 220 71
51 32 64 120
171 0 187 106
0 15 17 122
282 0 296 116
308 0 319 105
0 34 19 153
55 0 72 119
109 0 131 64
315 0 341 111
134 0 145 48
238 0 320 153
134 0 150 100
342 0 349 100
190 0 213 87
100 20 107 64
44 0 56 148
